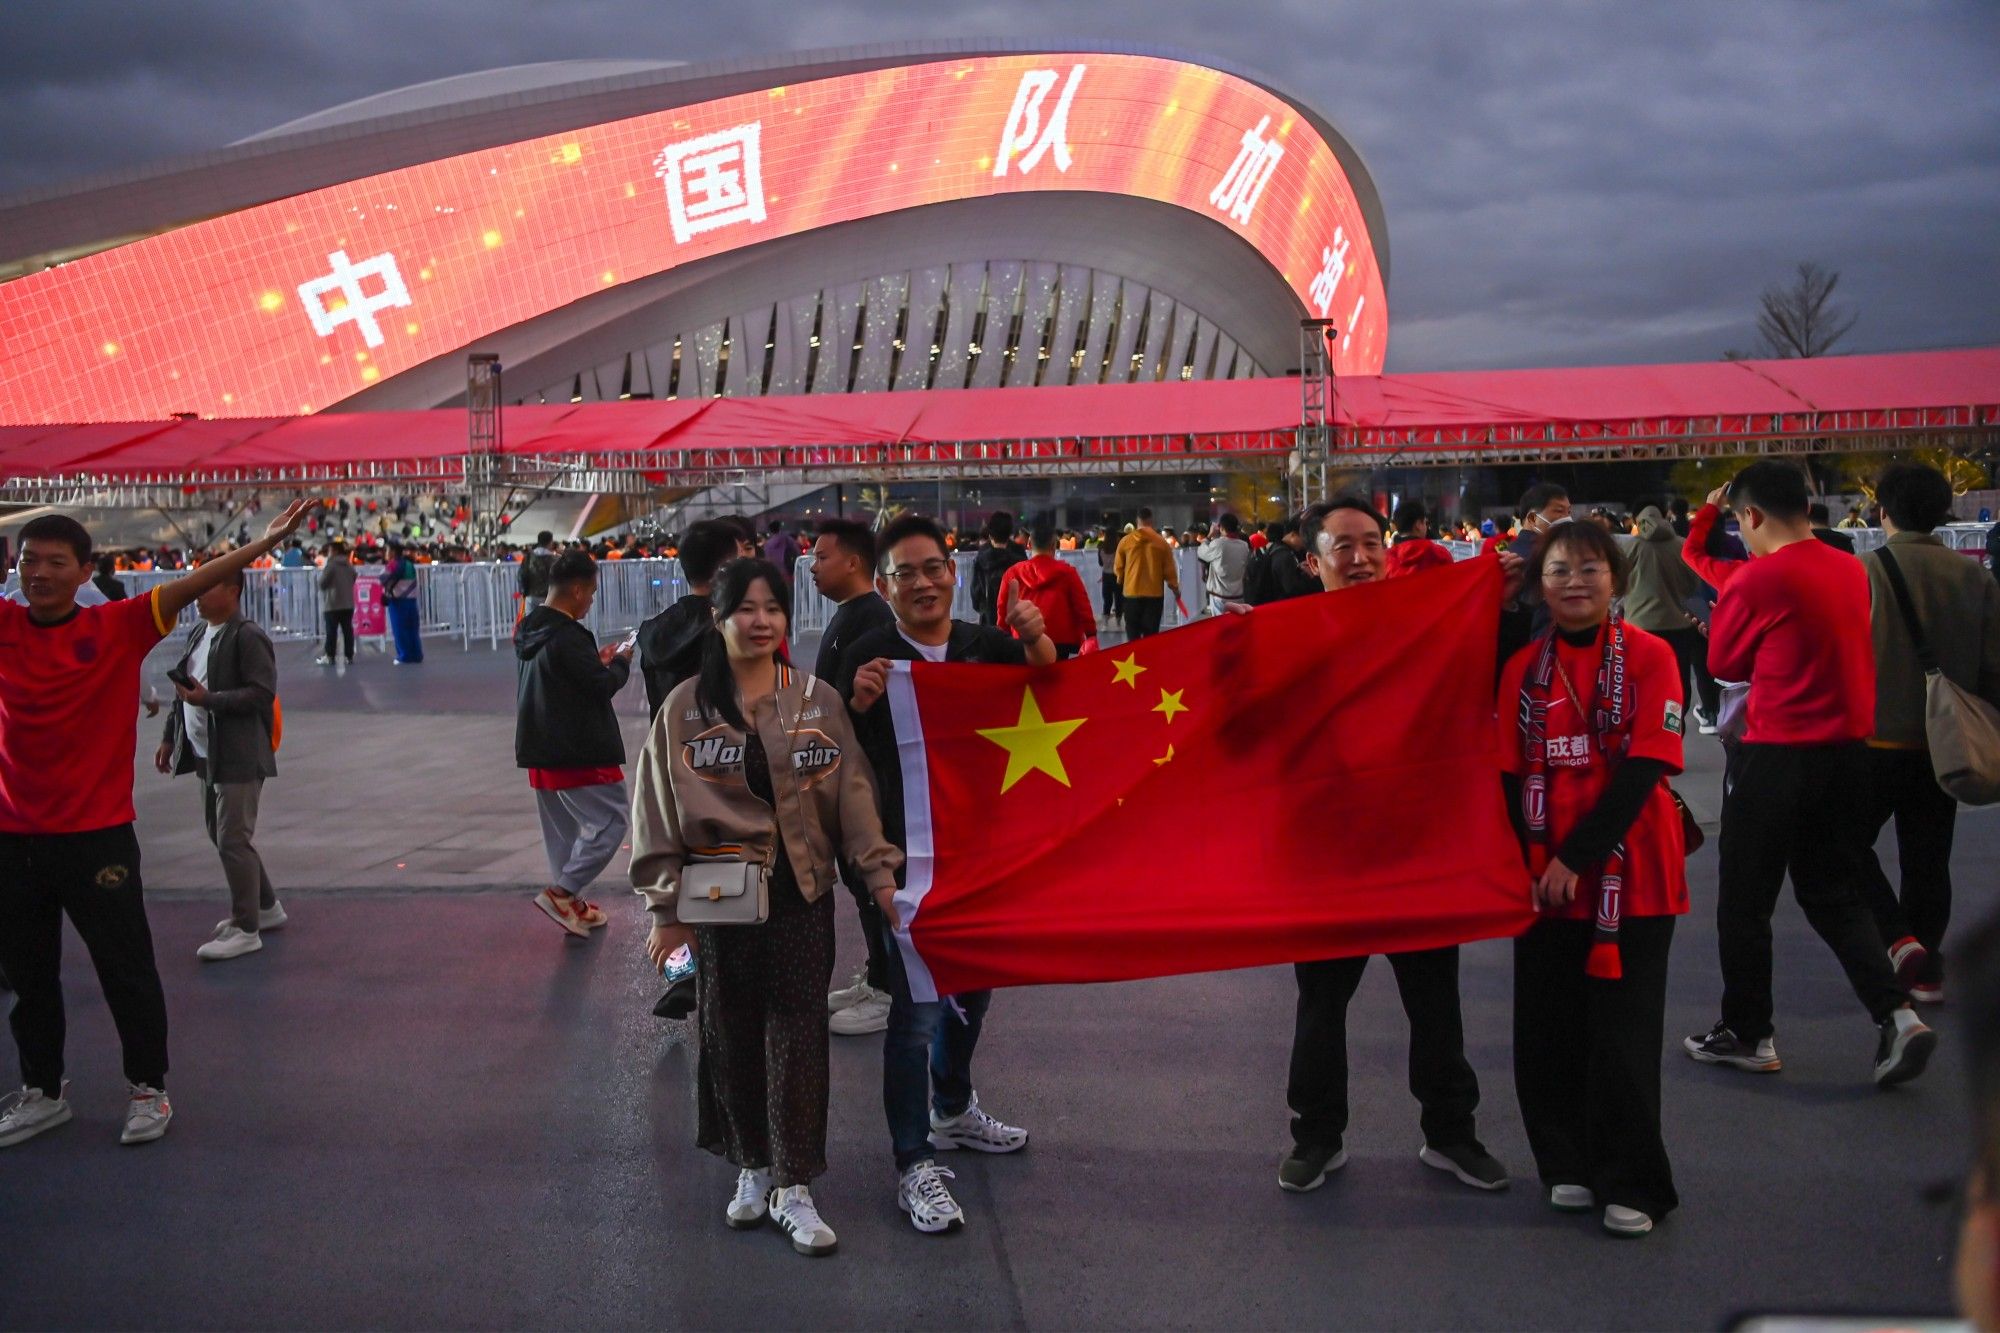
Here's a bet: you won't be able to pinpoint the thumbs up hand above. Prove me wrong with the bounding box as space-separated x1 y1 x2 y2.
1004 584 1046 645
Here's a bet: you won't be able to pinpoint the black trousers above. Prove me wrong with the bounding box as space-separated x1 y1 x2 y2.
1514 915 1679 1219
0 824 169 1094
1717 742 1906 1040
853 887 890 992
1657 626 1720 718
323 609 354 660
1100 571 1122 618
694 871 835 1186
1288 946 1480 1151
1857 746 1955 985
1123 595 1164 640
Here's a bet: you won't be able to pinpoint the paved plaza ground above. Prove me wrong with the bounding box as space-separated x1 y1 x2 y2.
3 641 1992 1330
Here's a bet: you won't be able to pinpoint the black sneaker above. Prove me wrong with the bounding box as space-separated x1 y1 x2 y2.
1682 1022 1781 1072
1278 1142 1347 1193
1873 1012 1936 1087
652 974 696 1020
1419 1140 1509 1191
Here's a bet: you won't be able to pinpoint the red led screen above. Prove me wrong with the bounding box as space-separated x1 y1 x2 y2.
0 53 1387 425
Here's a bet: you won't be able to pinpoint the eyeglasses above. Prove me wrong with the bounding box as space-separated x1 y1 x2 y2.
886 559 954 585
1542 563 1612 585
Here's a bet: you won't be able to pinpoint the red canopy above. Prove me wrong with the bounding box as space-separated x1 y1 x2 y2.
0 348 1992 480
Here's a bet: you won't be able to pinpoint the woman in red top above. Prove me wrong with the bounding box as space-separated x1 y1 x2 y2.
1497 519 1688 1239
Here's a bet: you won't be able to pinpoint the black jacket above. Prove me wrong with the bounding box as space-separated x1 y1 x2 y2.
160 614 278 783
969 544 1025 626
637 593 712 718
514 607 631 769
814 590 895 684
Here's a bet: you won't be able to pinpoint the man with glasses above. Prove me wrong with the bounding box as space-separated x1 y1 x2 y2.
1278 497 1525 1198
833 514 1053 1236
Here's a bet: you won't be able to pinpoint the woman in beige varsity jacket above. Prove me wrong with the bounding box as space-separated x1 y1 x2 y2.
630 558 901 1258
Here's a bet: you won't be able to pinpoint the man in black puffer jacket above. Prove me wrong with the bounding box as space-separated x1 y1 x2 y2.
515 550 633 940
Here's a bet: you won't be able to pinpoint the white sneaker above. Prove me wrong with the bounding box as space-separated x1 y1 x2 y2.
827 969 873 1012
1603 1204 1653 1237
197 926 262 961
1550 1184 1595 1212
0 1082 71 1148
829 990 890 1036
928 1093 1028 1153
897 1160 965 1233
313 655 335 666
121 1084 172 1144
769 1184 837 1256
215 903 287 934
725 1168 771 1228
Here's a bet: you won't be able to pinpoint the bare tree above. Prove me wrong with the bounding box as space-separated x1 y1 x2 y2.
1753 261 1858 358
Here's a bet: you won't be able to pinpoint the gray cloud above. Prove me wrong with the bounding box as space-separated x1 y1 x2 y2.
1 0 1994 371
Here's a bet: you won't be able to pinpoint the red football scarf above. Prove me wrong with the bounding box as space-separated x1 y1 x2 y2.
1519 617 1632 979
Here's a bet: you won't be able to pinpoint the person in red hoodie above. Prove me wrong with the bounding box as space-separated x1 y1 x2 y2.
996 519 1096 658
1385 500 1457 579
1678 462 1934 1088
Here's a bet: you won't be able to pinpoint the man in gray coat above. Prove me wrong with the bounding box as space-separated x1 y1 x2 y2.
156 569 284 961
316 539 356 665
1860 463 2000 1004
1623 504 1717 723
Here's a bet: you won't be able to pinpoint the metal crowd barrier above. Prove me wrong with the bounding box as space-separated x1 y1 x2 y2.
108 521 1995 661
122 559 692 652
789 547 1208 645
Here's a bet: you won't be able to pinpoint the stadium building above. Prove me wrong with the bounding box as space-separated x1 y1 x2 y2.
0 42 1390 533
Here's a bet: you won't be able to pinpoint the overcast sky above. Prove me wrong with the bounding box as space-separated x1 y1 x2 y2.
2 1 1995 372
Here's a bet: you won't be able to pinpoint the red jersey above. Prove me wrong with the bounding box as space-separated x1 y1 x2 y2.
529 766 624 790
1707 537 1874 745
0 589 172 834
997 554 1096 648
1497 625 1690 919
1385 537 1455 579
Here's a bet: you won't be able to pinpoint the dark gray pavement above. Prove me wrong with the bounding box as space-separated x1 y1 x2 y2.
3 644 1993 1330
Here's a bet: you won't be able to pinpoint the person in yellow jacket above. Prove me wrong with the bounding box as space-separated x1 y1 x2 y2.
1112 508 1179 640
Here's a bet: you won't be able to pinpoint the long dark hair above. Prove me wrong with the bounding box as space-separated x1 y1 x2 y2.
694 558 792 731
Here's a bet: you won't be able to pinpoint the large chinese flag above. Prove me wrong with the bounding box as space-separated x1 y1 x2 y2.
883 556 1534 1000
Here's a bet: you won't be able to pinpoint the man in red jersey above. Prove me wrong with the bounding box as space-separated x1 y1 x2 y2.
0 500 313 1150
1675 463 1933 1087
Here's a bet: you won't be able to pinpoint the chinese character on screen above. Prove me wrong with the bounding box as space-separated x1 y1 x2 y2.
994 66 1085 178
1209 115 1284 224
656 122 768 244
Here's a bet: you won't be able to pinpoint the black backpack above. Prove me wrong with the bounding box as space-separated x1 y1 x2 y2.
1244 547 1276 605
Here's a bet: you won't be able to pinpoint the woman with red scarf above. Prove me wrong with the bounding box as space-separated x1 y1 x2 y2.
1497 519 1689 1239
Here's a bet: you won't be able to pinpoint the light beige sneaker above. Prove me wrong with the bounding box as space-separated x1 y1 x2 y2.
196 926 262 962
121 1084 172 1145
0 1083 71 1148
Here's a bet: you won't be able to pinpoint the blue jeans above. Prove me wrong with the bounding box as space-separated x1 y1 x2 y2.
878 918 991 1171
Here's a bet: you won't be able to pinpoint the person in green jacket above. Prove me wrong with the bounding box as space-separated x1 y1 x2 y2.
1858 463 2000 1004
1622 506 1715 724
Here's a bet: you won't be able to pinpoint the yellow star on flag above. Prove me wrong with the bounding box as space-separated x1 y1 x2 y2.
1154 743 1176 766
977 686 1088 793
1154 687 1188 724
1110 655 1147 689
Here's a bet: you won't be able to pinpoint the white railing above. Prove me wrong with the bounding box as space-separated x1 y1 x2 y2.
110 522 1996 658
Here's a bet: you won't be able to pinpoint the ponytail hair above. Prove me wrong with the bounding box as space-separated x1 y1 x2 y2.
693 558 792 732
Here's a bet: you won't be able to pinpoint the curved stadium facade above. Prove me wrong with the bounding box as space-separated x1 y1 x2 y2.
0 42 1388 428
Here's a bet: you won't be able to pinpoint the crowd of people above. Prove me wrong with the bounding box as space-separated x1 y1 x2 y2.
1 465 1998 1323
